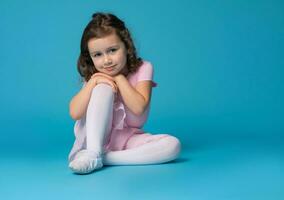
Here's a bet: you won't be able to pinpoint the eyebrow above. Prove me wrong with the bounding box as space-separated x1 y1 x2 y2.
89 45 120 54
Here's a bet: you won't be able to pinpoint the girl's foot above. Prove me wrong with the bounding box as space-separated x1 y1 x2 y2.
69 149 103 174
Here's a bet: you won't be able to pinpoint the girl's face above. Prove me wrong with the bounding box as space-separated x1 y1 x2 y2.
88 33 128 76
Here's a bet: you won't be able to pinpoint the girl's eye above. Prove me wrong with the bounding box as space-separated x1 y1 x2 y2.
109 48 117 53
93 53 101 57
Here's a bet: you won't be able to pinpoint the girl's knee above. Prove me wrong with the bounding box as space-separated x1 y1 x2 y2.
164 135 181 158
94 83 113 91
91 83 114 97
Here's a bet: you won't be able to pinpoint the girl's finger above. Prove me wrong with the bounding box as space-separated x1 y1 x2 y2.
102 76 117 88
107 81 117 93
92 75 112 84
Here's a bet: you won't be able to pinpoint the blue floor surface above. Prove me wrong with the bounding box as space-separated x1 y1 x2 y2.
1 136 283 200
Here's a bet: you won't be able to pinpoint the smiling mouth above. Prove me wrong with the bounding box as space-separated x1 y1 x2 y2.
105 65 116 71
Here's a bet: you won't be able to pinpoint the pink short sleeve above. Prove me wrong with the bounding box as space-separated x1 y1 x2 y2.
136 61 157 87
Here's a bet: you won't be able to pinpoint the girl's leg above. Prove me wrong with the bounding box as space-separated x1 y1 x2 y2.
86 83 114 155
103 134 181 165
69 83 114 174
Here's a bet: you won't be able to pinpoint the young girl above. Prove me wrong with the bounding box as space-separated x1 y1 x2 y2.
68 12 181 174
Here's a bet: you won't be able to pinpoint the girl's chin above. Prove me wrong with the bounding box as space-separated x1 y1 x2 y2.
107 68 124 76
99 69 122 76
105 71 118 77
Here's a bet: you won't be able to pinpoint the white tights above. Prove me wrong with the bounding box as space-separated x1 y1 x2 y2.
85 83 181 165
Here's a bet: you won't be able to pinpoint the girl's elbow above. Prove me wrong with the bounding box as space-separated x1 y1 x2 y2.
69 109 81 120
136 101 150 116
69 102 81 120
69 111 76 120
133 106 147 116
133 110 143 116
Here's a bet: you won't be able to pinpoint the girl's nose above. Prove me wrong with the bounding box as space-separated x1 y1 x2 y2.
104 55 112 66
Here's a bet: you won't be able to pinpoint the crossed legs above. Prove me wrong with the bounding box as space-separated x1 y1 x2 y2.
69 83 181 174
103 133 181 165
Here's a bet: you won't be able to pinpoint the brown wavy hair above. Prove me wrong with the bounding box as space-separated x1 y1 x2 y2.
77 12 143 82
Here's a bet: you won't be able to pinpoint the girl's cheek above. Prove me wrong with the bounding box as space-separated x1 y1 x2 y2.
92 58 100 66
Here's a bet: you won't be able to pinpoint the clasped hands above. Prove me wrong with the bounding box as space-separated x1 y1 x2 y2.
89 72 121 93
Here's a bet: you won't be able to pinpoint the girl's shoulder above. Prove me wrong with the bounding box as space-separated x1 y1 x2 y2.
132 60 154 77
130 60 157 87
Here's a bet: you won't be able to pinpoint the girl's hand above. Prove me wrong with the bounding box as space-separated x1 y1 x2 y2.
91 72 115 82
89 73 118 93
92 72 124 83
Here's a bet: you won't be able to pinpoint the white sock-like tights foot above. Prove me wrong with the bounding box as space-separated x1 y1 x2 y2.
69 83 114 174
69 150 103 174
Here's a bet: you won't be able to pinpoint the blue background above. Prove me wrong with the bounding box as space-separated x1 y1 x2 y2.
1 0 283 199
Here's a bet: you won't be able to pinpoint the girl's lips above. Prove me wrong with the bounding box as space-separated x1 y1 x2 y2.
105 65 116 71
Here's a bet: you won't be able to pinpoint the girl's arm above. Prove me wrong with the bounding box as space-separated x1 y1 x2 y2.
114 74 152 116
69 75 117 120
69 81 95 120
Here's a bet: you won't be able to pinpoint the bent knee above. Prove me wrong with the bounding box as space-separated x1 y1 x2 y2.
94 83 113 91
164 135 181 159
91 83 114 97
